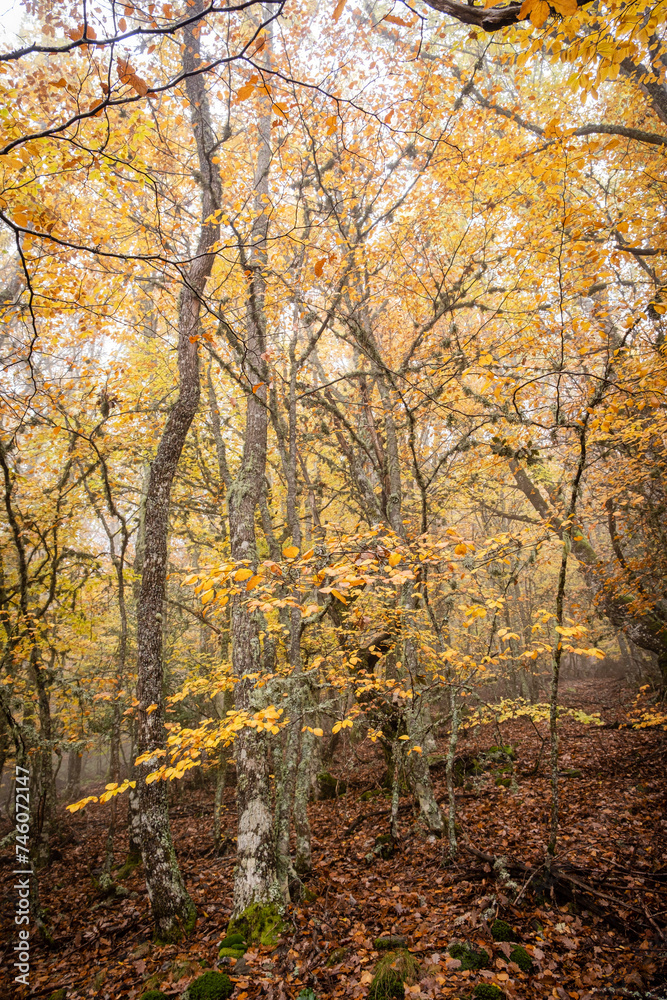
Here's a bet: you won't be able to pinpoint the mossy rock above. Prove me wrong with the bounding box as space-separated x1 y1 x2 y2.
181 971 233 1000
48 992 68 1000
140 992 168 1000
227 902 283 948
218 947 245 960
360 789 384 801
473 986 504 1000
488 744 516 760
317 771 347 799
374 935 408 950
494 777 511 788
369 949 419 1000
490 919 514 942
509 944 534 973
326 946 348 967
448 942 489 971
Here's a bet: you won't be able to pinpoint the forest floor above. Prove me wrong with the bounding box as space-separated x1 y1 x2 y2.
1 677 666 1000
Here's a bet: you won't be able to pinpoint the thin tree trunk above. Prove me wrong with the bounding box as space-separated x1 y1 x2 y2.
444 683 460 855
135 5 221 940
227 13 279 924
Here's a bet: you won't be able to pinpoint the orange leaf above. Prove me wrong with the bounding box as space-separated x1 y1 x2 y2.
332 0 347 22
383 13 411 25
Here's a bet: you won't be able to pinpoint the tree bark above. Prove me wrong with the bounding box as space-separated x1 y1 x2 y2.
135 3 221 940
227 15 278 918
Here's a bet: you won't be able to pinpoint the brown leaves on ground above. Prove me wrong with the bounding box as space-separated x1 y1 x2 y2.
0 679 664 999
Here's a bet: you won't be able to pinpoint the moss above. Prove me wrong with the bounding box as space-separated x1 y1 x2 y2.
218 947 244 959
448 943 490 970
369 949 419 1000
296 991 317 1000
317 771 347 799
561 768 582 778
488 744 516 760
473 986 504 1000
218 931 246 958
495 777 511 788
219 932 246 948
360 789 383 801
509 944 534 973
326 946 348 967
374 935 407 950
48 992 68 1000
490 919 514 942
139 992 168 1000
183 971 233 1000
227 901 283 948
115 855 142 880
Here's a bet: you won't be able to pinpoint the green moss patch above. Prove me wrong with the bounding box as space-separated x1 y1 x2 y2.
473 985 504 1000
218 931 247 960
139 992 168 1000
509 944 534 972
183 971 233 1000
369 949 419 1000
48 992 68 1000
490 919 514 942
227 901 283 948
447 942 489 971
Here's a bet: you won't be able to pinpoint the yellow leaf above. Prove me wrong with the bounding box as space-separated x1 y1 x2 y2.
530 0 550 26
398 734 410 740
246 574 262 591
314 257 326 277
550 0 577 14
313 727 324 736
237 82 256 100
331 588 348 604
454 542 467 555
234 568 254 581
283 545 299 559
332 721 342 734
201 588 214 604
388 552 401 567
332 0 347 22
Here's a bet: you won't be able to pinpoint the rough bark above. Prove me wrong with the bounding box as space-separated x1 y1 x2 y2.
227 18 278 917
135 3 221 940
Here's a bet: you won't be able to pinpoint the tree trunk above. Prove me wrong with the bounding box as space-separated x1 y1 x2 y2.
226 15 279 924
135 5 221 941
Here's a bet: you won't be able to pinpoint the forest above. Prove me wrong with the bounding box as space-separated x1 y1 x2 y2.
0 0 666 997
